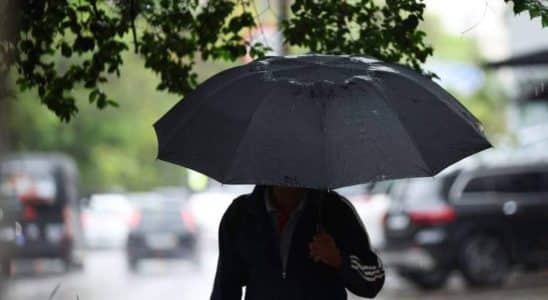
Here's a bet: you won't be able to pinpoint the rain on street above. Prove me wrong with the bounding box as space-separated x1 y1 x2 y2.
3 239 548 300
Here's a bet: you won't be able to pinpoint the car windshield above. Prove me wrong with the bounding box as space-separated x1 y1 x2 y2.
139 209 185 232
0 168 57 202
89 194 131 215
125 193 185 229
391 177 442 208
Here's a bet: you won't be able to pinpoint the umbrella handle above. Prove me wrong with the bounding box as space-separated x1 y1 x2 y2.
316 191 325 233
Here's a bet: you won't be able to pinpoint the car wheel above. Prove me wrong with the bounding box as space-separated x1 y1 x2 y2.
398 268 449 290
128 257 139 272
62 256 74 273
459 234 510 287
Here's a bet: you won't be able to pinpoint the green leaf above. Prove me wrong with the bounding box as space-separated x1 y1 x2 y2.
89 89 101 103
107 100 119 108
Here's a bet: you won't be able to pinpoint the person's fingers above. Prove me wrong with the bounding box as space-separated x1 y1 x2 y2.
310 238 328 249
323 233 335 244
310 244 326 258
310 247 323 259
310 249 336 267
311 249 329 261
310 242 329 258
311 253 322 262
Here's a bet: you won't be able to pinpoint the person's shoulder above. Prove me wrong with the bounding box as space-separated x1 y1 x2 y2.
223 193 253 220
325 190 357 216
232 193 252 209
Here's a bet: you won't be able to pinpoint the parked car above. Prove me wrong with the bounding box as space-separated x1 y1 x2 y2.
381 162 548 289
126 192 198 271
336 183 392 248
187 184 253 243
0 154 84 275
82 193 133 249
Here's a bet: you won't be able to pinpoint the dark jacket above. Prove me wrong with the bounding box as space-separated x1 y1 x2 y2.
211 186 385 300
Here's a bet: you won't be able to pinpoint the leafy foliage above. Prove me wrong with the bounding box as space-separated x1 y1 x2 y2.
506 0 548 27
283 0 432 73
2 0 433 121
7 52 188 193
1 0 262 121
2 0 548 121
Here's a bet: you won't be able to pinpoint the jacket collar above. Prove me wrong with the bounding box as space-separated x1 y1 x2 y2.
264 186 307 214
247 185 324 216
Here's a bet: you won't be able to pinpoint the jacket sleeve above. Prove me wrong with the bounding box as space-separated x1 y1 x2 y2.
336 196 385 298
210 198 248 300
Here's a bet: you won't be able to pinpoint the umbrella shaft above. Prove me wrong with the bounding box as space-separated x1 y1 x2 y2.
316 191 325 233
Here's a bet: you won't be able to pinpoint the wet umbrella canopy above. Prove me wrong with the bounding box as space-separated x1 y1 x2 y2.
154 55 490 189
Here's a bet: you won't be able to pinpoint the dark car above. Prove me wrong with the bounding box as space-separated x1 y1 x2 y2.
0 154 84 275
126 193 198 271
381 163 548 289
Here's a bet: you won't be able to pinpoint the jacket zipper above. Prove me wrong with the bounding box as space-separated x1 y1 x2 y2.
281 253 287 280
281 240 288 280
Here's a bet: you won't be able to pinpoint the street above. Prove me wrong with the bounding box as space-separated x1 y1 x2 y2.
3 241 548 300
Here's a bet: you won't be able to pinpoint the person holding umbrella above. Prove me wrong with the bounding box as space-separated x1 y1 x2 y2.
210 184 384 299
154 55 491 299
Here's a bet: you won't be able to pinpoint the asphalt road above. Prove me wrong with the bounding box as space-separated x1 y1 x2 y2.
2 242 548 300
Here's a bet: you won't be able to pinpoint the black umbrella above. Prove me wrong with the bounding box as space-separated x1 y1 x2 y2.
155 55 490 189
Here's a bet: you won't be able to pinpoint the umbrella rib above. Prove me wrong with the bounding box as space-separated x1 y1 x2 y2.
373 64 484 130
221 87 280 183
156 69 274 154
356 80 434 176
373 67 489 154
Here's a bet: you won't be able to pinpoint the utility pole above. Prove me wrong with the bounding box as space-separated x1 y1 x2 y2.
0 79 10 156
0 0 18 156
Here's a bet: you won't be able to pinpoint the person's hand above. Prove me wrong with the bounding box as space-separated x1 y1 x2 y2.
309 231 343 270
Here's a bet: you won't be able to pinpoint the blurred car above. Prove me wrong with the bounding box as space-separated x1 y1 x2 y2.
126 193 198 271
0 154 84 275
187 184 253 243
153 186 190 202
82 193 132 249
382 163 548 289
336 183 392 248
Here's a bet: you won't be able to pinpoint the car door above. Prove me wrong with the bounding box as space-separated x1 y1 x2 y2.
491 169 548 264
538 170 548 263
450 172 503 230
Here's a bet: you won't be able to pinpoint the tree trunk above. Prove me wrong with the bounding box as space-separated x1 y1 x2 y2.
0 77 10 156
0 0 19 156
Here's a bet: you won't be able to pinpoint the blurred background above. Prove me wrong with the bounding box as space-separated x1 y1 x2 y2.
2 0 548 299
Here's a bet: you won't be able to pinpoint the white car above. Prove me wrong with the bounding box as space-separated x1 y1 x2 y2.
187 185 253 244
336 184 391 249
82 194 133 249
